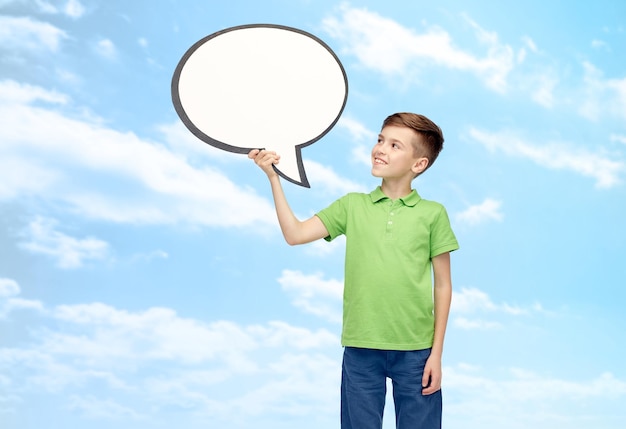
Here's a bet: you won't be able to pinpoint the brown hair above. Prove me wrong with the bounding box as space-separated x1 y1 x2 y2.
382 112 444 173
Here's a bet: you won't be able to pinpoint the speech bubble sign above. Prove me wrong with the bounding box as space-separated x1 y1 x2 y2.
171 24 348 187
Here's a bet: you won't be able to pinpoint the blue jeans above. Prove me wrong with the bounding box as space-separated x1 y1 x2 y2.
341 347 442 429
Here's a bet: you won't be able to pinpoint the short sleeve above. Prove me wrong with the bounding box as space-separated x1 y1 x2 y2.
430 205 459 257
316 194 350 242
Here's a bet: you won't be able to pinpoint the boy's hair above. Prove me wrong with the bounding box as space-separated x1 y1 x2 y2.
382 112 444 173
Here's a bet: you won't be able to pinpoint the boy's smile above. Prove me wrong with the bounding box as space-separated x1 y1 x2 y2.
371 125 427 181
373 157 387 165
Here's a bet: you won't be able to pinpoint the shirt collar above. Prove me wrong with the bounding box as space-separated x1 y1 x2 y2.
369 186 422 207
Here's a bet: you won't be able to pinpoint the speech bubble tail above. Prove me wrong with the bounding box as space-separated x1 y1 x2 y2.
273 146 310 188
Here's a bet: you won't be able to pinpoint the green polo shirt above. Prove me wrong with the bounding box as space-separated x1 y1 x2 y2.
316 187 459 350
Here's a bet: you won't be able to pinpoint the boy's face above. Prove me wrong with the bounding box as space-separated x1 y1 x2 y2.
371 125 429 180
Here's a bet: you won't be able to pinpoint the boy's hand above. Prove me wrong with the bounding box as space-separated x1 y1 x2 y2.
248 149 280 179
421 354 442 395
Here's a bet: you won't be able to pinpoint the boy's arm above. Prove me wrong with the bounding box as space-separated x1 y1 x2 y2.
249 149 329 245
422 251 452 395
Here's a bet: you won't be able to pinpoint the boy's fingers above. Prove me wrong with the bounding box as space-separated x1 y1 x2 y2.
422 370 430 388
262 153 279 163
422 371 441 395
422 386 437 395
248 149 280 172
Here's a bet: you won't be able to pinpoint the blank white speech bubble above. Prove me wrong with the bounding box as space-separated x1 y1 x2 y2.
171 24 348 187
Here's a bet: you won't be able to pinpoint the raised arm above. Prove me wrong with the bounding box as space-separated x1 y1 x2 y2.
248 149 329 245
422 251 452 395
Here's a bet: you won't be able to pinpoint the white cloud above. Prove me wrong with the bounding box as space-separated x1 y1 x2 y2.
15 0 86 18
3 297 45 314
610 133 626 145
142 369 233 405
1 285 621 428
0 278 45 317
232 352 339 418
338 116 377 142
509 36 560 109
0 79 68 105
530 73 558 108
278 269 343 323
95 38 116 59
305 160 368 195
68 395 147 421
248 321 338 349
456 198 503 226
323 6 515 92
47 301 338 369
337 116 377 167
453 287 498 313
445 364 626 428
468 127 624 188
591 39 609 51
32 0 57 13
129 249 169 263
453 287 532 316
0 15 67 53
0 278 20 298
451 287 542 330
18 217 110 269
63 0 85 19
351 143 372 167
521 36 538 54
579 61 626 121
158 121 244 163
49 303 259 366
0 80 278 228
0 295 341 423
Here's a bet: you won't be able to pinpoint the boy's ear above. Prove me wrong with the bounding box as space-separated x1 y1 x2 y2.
412 157 429 175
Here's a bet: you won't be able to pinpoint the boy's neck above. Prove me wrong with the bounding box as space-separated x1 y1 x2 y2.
380 179 413 200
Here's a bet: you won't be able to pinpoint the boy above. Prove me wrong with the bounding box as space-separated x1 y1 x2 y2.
248 112 459 429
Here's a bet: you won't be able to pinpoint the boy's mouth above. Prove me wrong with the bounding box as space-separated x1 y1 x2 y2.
373 157 387 165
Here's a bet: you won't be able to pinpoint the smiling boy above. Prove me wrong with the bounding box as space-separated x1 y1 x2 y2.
249 112 459 429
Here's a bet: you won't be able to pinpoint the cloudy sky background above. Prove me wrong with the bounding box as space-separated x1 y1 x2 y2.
1 1 625 428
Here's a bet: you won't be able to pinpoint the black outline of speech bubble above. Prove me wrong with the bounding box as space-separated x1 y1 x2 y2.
171 24 349 188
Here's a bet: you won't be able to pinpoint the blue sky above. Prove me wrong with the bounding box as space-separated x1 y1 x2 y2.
1 1 625 428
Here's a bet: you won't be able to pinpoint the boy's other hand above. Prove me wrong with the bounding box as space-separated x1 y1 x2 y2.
248 149 280 178
421 355 442 395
